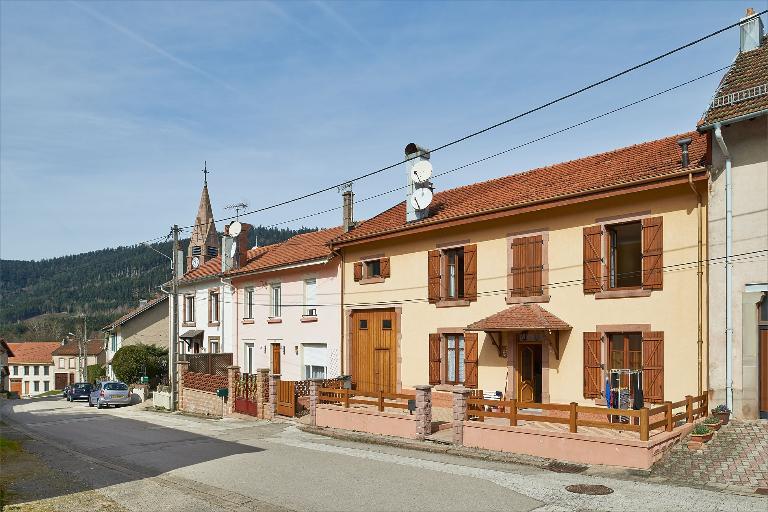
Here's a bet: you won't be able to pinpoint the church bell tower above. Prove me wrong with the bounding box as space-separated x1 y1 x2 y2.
186 162 220 273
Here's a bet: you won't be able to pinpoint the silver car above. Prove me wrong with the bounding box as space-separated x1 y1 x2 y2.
89 381 131 408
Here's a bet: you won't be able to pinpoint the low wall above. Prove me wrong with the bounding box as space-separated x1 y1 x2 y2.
316 405 421 439
181 388 224 417
462 421 685 469
152 390 172 410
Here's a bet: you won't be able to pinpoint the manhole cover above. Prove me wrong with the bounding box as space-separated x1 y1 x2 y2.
565 484 614 495
547 461 587 474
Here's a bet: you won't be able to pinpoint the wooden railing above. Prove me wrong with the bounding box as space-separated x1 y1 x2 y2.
319 388 414 413
466 393 708 442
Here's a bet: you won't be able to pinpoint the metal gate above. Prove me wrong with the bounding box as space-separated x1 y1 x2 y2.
233 373 259 417
276 380 296 417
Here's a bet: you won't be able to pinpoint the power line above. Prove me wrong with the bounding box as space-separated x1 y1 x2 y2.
174 13 764 232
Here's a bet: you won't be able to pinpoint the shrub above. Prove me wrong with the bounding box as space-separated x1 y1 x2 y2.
692 424 712 436
87 364 106 383
111 344 168 385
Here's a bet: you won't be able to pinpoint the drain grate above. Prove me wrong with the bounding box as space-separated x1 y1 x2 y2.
565 484 614 495
547 461 588 474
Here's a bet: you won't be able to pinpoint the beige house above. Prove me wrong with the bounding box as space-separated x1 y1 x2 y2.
697 11 768 419
52 340 106 387
102 296 169 379
8 342 59 395
331 132 709 409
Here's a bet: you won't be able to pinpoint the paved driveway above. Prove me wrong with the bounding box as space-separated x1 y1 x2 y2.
2 397 766 511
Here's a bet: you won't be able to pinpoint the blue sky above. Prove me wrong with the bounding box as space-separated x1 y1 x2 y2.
0 1 759 260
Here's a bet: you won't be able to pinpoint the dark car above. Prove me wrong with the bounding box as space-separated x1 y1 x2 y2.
62 385 70 398
67 382 93 402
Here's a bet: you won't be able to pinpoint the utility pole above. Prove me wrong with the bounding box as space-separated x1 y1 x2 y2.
170 225 180 411
80 315 87 382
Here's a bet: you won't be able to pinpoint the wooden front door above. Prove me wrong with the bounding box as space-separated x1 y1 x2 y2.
24 381 30 395
760 328 768 417
271 343 281 375
10 379 21 394
517 344 542 403
55 373 68 390
350 309 397 393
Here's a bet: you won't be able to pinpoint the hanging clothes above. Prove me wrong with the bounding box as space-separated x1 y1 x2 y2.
632 371 644 409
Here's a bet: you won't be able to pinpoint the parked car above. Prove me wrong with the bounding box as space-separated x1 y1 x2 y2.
62 385 70 398
67 382 93 402
89 381 131 409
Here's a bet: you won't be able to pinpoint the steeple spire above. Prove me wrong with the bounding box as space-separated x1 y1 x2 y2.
186 163 220 272
202 161 210 186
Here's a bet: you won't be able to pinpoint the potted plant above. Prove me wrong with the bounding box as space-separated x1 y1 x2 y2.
703 415 722 432
711 404 731 425
690 423 713 443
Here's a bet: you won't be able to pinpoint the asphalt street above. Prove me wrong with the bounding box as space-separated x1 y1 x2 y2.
2 397 765 511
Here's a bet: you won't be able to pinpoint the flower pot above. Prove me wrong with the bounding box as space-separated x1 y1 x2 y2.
691 432 713 443
713 411 730 425
704 420 722 431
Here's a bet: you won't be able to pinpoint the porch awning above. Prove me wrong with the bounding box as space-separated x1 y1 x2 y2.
179 329 204 339
465 304 571 332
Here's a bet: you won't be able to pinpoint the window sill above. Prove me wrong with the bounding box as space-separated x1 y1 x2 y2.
595 289 651 299
208 322 220 327
435 299 471 308
359 276 386 285
242 318 255 324
267 318 282 324
506 294 550 305
434 383 472 392
300 316 318 323
182 322 195 327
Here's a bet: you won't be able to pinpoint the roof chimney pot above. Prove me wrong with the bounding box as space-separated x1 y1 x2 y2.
342 188 355 233
740 8 764 52
677 137 692 168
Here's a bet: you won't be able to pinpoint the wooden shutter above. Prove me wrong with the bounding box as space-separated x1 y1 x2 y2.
463 244 477 302
583 226 603 294
527 236 543 296
510 238 526 297
642 331 664 402
464 332 478 388
353 262 363 281
380 257 390 278
428 333 441 385
583 332 602 398
642 216 663 290
427 250 441 303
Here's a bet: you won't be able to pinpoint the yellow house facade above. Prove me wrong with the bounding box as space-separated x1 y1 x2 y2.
331 131 710 408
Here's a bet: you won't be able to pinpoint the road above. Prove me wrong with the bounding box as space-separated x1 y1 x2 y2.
2 397 765 511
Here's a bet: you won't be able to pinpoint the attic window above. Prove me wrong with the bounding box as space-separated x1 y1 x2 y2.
365 260 381 278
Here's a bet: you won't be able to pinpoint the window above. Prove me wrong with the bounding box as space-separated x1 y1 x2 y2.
58 358 64 369
184 295 195 323
608 333 643 372
111 334 118 352
445 248 465 299
34 365 39 376
270 283 281 318
209 290 220 323
68 358 75 369
304 279 317 317
207 246 218 257
303 343 328 379
12 365 18 375
209 338 220 353
34 381 39 392
244 343 254 374
192 246 202 256
353 257 390 283
509 235 545 298
365 260 381 278
446 334 466 385
760 294 768 323
43 366 49 376
359 319 368 329
244 288 254 319
607 222 642 288
305 365 327 379
428 245 477 303
24 365 29 375
44 381 49 392
382 319 392 330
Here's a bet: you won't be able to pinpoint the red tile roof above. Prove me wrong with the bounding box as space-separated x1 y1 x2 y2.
8 342 61 364
227 227 343 277
331 131 709 246
52 340 105 356
180 255 224 283
699 36 768 127
466 304 571 331
102 295 168 331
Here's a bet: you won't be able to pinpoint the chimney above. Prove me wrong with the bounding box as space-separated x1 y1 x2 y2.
342 188 354 232
677 137 692 168
236 223 251 269
222 222 251 271
404 143 431 223
740 8 764 52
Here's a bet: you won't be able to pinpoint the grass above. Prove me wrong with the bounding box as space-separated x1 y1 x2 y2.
35 389 63 397
0 436 21 456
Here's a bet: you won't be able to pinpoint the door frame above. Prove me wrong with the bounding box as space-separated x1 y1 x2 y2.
507 331 551 403
517 343 542 403
346 307 402 393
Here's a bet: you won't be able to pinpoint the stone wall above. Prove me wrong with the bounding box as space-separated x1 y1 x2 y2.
181 388 224 417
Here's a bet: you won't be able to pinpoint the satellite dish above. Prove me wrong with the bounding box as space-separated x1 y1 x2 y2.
410 160 433 183
410 187 433 211
230 240 238 258
229 221 242 237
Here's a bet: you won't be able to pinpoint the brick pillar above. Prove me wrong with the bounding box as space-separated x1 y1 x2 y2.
226 366 239 416
414 385 433 440
269 373 281 418
452 387 470 446
309 380 320 427
177 360 189 411
255 368 269 419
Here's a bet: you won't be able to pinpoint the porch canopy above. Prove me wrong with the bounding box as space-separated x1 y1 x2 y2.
179 329 204 339
465 304 571 359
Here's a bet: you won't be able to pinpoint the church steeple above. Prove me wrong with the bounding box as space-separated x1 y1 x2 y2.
186 162 220 272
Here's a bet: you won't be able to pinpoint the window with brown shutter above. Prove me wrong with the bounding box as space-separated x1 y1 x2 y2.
428 333 441 385
642 331 664 402
463 244 477 302
641 217 663 290
464 332 478 388
583 226 603 294
380 257 391 278
510 235 543 297
428 245 477 304
427 250 441 303
583 331 602 398
353 262 363 281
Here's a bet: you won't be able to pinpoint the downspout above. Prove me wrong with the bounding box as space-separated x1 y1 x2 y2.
688 173 704 396
714 123 733 411
339 250 345 376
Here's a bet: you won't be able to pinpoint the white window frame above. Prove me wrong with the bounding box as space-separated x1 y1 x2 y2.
58 358 64 369
244 288 254 319
184 295 195 323
209 290 220 323
68 358 75 369
304 278 317 317
244 342 255 374
270 283 282 318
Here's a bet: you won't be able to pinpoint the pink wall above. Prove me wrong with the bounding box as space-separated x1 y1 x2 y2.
316 405 420 439
233 259 341 380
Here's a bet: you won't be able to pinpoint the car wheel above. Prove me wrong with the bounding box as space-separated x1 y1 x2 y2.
97 401 103 409
88 398 94 407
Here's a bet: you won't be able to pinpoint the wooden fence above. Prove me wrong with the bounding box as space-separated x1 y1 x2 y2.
319 388 414 413
466 393 708 442
179 353 233 375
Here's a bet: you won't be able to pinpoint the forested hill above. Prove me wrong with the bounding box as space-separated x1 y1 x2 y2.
0 226 313 341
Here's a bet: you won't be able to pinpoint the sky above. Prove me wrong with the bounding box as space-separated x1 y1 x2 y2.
0 1 761 260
